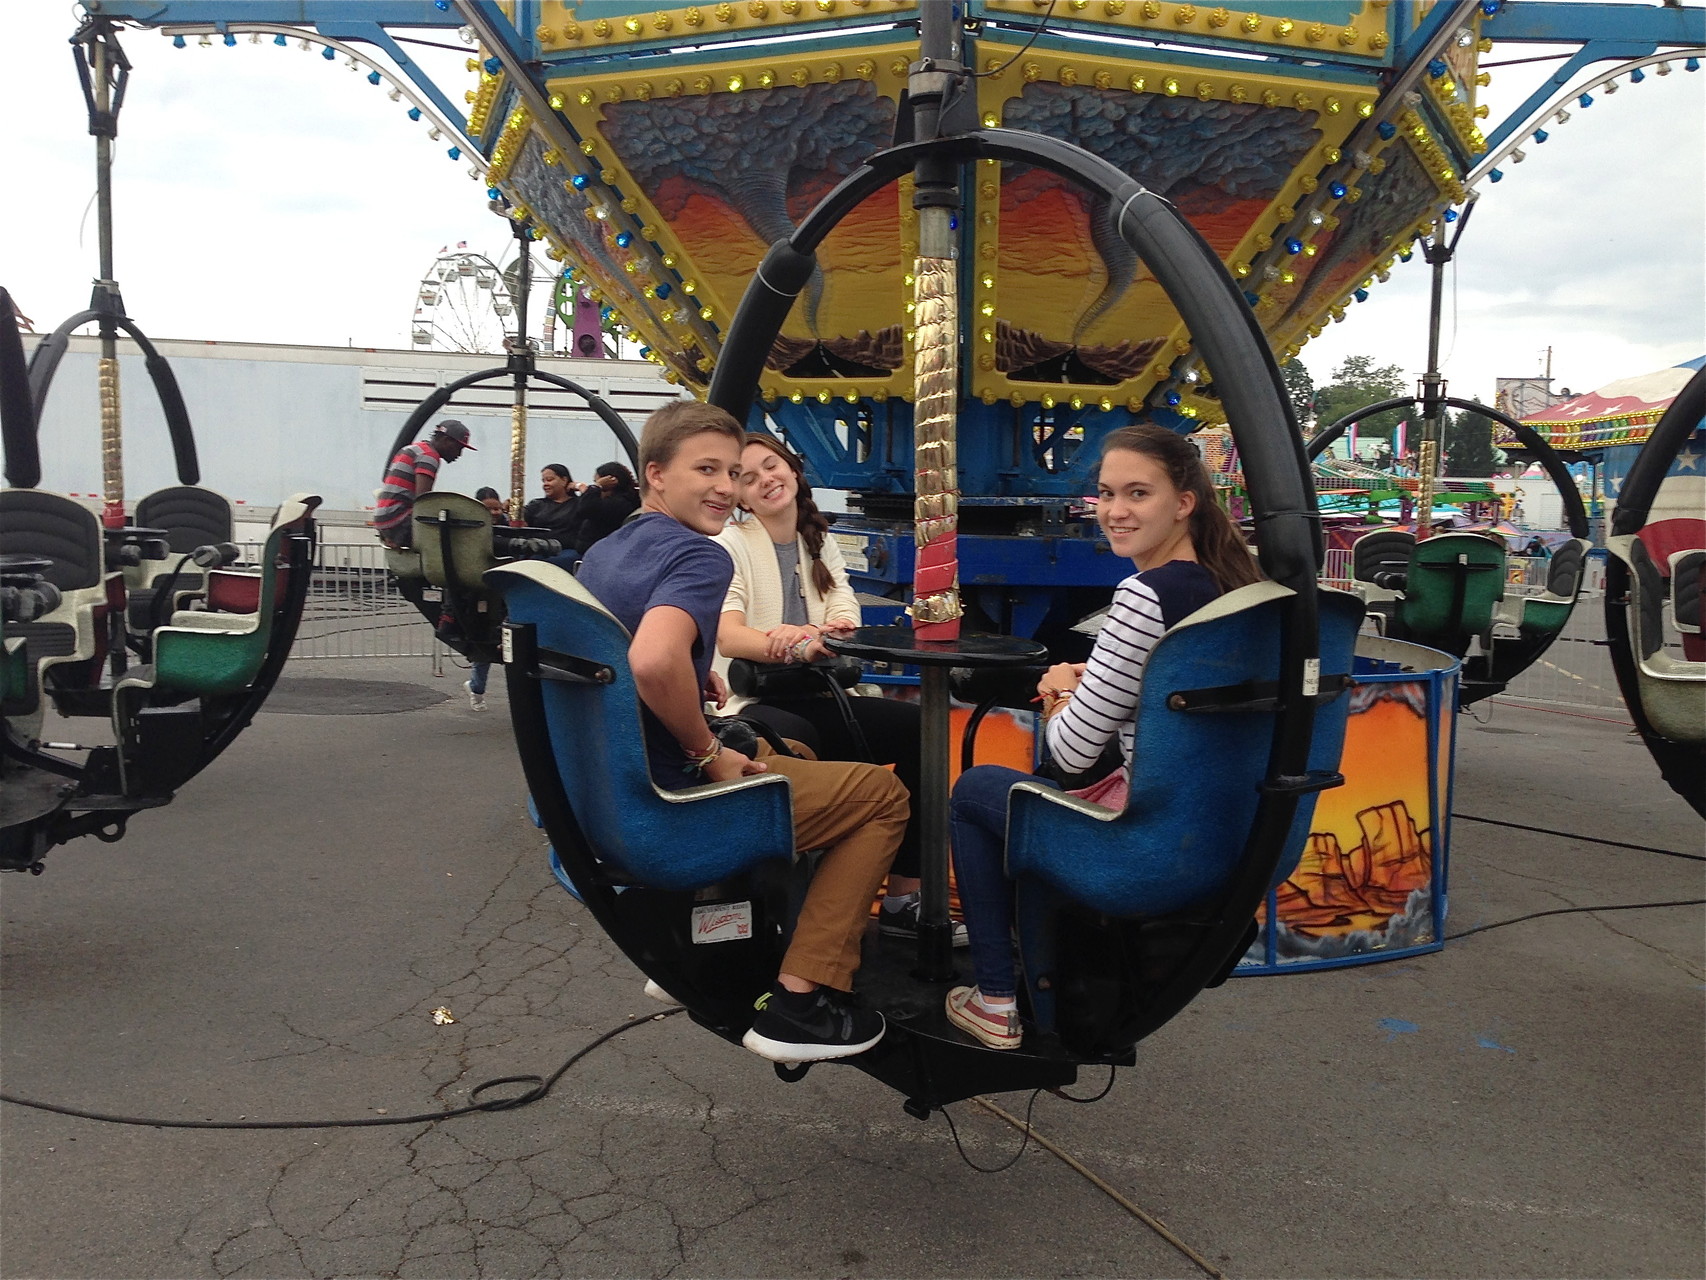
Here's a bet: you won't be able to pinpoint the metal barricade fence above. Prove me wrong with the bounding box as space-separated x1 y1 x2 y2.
237 537 437 660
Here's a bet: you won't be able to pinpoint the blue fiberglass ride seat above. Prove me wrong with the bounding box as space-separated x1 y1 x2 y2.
1003 583 1366 1058
490 559 803 1034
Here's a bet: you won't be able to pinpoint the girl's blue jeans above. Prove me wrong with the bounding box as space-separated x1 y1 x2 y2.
951 764 1059 999
469 662 490 696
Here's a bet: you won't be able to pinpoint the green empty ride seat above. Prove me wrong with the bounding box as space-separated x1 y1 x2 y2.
1397 533 1506 655
413 492 501 594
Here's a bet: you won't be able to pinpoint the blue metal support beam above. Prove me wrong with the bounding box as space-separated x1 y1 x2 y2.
1483 2 1704 46
87 2 463 27
1481 38 1673 152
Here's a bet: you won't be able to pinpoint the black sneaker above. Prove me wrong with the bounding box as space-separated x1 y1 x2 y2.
879 897 970 947
740 985 885 1064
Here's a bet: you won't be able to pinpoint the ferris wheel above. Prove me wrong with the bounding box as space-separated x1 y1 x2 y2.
410 246 535 354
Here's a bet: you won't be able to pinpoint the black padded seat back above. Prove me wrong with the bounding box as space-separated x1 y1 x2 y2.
1630 538 1665 660
0 489 102 591
1672 550 1703 633
1352 529 1417 583
1545 539 1585 598
135 485 234 554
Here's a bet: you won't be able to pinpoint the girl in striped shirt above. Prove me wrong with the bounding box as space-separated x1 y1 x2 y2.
945 424 1263 1051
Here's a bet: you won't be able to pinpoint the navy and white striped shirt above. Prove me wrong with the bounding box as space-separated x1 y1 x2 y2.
1045 560 1220 774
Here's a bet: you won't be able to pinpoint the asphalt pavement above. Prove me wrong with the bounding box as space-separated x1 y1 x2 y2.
3 656 1701 1279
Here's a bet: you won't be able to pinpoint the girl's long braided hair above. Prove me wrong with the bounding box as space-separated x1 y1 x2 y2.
740 433 835 596
1098 424 1263 593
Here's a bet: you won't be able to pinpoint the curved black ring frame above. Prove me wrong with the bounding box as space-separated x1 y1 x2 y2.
1602 365 1706 815
386 369 640 471
24 309 199 490
1308 396 1590 540
515 127 1331 1073
1 289 35 487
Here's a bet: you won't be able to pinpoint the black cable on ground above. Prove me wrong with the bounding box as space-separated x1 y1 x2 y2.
1454 811 1705 862
1444 898 1703 942
941 1087 1042 1173
1050 1065 1117 1104
0 1007 686 1130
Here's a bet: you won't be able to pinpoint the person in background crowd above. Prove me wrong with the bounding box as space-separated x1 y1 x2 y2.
373 420 474 548
523 464 584 539
568 461 642 556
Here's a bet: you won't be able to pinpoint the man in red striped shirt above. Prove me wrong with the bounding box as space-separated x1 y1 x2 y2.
373 420 475 548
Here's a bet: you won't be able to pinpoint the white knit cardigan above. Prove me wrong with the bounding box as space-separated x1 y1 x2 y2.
712 516 862 712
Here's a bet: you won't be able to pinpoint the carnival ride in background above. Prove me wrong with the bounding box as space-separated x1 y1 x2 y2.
39 0 1705 1101
0 25 320 871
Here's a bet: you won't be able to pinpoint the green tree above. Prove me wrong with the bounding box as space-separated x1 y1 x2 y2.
1280 358 1315 427
1312 355 1410 445
1444 404 1502 477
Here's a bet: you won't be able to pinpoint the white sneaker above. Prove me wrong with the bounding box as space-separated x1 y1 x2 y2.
464 680 487 711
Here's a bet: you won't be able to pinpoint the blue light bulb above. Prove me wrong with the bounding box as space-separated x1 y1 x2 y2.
1427 59 1447 79
367 71 381 85
655 283 672 299
408 107 422 121
1284 238 1302 255
639 347 652 359
1480 0 1499 14
1243 291 1259 306
321 45 335 60
949 214 959 231
1534 128 1548 143
1329 182 1348 199
447 147 460 160
487 187 501 199
1354 288 1369 303
1398 248 1413 262
172 34 186 47
1164 390 1181 407
1489 168 1504 182
571 174 589 188
615 231 633 248
274 33 287 46
1444 208 1458 222
484 57 502 74
1377 121 1396 140
223 32 236 46
1578 92 1593 108
1630 68 1645 83
1687 58 1699 72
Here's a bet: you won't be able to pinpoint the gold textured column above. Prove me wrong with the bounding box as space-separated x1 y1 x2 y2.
908 254 962 637
1414 438 1438 537
99 355 124 526
509 401 528 523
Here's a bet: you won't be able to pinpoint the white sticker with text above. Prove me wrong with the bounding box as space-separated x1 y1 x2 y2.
691 901 754 944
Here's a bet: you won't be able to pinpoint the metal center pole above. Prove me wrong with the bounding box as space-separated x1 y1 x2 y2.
508 221 535 524
1414 203 1474 539
906 3 965 980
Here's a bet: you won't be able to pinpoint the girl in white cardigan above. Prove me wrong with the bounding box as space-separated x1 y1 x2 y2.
715 435 962 945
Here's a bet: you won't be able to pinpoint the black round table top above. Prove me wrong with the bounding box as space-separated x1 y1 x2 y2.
825 626 1049 669
0 552 55 576
103 525 168 539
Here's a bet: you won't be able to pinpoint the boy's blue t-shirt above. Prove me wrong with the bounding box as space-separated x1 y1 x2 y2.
571 512 733 789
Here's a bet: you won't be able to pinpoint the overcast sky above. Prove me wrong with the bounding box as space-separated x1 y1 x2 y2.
5 4 1702 408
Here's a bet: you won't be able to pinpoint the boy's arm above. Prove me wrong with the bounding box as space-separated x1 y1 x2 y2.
630 605 764 782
